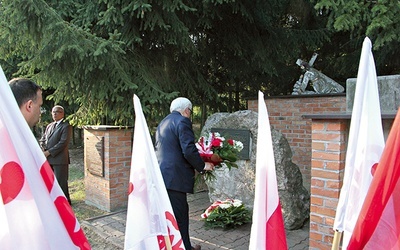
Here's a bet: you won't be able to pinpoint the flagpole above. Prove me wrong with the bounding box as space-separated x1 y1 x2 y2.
331 231 342 250
164 236 172 250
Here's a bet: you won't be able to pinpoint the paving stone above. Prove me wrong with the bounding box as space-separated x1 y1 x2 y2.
84 191 309 249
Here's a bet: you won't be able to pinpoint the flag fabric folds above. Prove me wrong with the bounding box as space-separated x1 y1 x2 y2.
249 91 287 250
332 37 385 248
0 66 90 249
124 95 184 250
348 108 400 249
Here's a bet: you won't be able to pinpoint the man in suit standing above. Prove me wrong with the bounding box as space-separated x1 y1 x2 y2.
155 97 214 250
40 105 72 205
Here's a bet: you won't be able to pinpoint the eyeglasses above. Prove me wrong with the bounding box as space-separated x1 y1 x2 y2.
188 107 192 113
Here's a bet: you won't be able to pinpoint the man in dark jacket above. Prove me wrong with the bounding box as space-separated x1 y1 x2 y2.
40 105 72 204
155 97 214 250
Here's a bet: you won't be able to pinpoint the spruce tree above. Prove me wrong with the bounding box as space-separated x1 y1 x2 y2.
0 0 329 125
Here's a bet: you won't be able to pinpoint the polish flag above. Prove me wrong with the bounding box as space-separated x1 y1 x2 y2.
332 37 385 248
0 66 90 249
348 108 400 249
248 91 287 250
124 95 184 250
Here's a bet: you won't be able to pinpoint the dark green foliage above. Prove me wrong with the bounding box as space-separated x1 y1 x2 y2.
0 0 330 125
203 203 252 229
313 0 400 81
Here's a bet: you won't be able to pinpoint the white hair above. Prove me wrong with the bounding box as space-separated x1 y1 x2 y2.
53 105 64 111
170 97 192 113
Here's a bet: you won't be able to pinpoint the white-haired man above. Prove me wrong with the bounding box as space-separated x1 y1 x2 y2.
155 97 214 250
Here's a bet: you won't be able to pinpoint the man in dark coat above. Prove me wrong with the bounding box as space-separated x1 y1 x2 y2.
155 97 214 250
40 105 72 204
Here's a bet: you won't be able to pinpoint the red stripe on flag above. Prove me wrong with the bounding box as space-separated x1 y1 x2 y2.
54 196 91 249
266 204 288 249
40 161 55 193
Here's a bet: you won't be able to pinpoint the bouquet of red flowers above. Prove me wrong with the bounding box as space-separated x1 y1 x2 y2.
196 132 243 180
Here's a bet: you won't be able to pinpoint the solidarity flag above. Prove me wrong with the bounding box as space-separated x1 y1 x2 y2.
348 108 400 249
0 66 90 249
124 95 184 250
332 37 385 248
249 91 287 250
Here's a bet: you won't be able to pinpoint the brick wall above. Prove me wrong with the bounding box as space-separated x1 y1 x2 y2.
84 126 132 211
247 94 346 190
309 119 348 249
307 117 395 249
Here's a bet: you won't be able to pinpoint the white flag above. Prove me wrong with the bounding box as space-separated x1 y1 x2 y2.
249 91 287 250
333 37 385 248
348 109 400 249
0 66 90 249
124 95 184 250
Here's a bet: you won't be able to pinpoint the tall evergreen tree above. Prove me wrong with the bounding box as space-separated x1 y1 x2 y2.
313 0 400 78
0 0 328 125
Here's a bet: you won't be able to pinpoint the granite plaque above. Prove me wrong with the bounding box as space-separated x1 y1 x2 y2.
210 128 252 160
85 135 105 177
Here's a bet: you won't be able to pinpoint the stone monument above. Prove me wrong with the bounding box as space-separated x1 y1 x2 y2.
200 110 310 229
346 75 400 113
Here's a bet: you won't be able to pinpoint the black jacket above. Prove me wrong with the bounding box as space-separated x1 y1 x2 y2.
155 111 204 193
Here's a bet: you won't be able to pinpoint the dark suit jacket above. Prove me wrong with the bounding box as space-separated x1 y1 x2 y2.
155 111 205 193
40 120 72 165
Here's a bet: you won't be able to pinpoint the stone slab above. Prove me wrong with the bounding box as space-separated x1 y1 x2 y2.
346 75 400 112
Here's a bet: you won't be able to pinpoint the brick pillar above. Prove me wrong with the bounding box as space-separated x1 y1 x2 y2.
309 119 348 249
84 126 133 211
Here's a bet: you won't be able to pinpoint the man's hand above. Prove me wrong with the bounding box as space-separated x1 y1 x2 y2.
43 150 50 157
204 162 215 171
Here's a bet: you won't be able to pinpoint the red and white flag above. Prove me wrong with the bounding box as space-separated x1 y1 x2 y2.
249 91 287 250
332 37 385 248
0 66 90 249
348 108 400 249
124 95 184 250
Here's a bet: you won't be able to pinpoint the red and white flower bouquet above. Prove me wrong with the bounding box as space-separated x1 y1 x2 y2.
195 132 243 180
200 198 251 229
